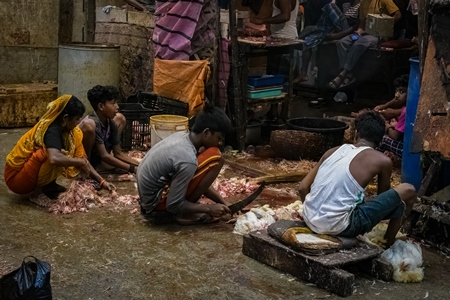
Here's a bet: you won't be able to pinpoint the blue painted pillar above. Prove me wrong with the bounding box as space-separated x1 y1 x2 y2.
401 57 422 190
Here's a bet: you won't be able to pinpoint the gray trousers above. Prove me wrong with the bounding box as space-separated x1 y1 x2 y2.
337 34 379 71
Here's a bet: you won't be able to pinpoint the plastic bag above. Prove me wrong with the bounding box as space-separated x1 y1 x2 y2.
0 256 52 300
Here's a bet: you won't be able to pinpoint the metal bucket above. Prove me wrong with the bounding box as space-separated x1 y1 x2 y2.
58 43 120 115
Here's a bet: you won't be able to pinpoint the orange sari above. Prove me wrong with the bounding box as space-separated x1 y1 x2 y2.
4 95 86 194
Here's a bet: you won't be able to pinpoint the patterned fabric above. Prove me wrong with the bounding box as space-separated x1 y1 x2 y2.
4 95 85 192
343 2 360 19
301 3 349 49
379 135 403 158
152 0 204 60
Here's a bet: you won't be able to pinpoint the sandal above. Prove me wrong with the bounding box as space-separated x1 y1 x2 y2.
329 74 345 90
340 74 356 88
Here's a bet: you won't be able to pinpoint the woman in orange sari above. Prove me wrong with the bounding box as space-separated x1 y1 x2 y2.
4 95 114 198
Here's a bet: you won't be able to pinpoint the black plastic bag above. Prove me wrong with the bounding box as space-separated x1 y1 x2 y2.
0 256 52 300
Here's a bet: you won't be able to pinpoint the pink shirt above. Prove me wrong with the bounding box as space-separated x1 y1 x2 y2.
395 107 406 133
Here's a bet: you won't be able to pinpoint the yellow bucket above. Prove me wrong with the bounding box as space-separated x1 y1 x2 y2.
150 115 189 147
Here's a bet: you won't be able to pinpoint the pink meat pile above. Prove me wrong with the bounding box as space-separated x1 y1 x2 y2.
118 174 136 182
243 22 266 37
48 180 139 214
212 177 260 198
126 150 147 162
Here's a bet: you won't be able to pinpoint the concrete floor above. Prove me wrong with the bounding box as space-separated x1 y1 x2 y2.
1 121 450 299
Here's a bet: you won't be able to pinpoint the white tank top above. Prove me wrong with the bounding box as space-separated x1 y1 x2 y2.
271 0 299 39
303 144 371 235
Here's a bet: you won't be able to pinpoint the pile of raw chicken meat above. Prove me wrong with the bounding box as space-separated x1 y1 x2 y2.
30 180 139 214
233 201 304 235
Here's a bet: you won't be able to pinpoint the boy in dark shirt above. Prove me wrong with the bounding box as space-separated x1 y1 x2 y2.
137 106 232 225
79 85 139 173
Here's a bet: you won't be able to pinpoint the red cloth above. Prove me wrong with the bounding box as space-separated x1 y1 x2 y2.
380 40 415 49
155 147 221 211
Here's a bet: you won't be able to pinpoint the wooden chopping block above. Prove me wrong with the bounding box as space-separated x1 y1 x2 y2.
242 230 385 297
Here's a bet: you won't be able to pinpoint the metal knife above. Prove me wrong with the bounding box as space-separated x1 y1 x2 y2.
227 182 266 214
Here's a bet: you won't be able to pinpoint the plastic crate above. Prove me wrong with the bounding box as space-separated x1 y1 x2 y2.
247 75 285 88
247 87 283 99
158 96 189 116
138 92 189 117
119 103 163 150
138 92 159 109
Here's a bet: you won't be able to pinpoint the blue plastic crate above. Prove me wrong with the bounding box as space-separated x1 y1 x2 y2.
247 75 285 88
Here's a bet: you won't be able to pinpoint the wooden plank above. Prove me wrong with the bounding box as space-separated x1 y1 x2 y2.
355 258 394 281
224 158 268 178
243 231 356 297
229 0 246 151
240 43 249 151
59 0 74 44
417 155 442 197
252 172 307 184
412 38 450 158
244 230 382 267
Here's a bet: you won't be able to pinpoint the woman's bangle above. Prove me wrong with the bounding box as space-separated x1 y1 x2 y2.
99 178 106 187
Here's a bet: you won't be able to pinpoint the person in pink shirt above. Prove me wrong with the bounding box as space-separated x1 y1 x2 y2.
379 90 408 158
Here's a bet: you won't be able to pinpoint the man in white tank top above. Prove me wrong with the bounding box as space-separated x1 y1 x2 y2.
252 0 299 39
299 111 416 248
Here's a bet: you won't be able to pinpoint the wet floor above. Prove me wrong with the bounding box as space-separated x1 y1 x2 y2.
1 128 450 299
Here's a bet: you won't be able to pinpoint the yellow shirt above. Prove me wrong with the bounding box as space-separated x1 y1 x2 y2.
359 0 399 21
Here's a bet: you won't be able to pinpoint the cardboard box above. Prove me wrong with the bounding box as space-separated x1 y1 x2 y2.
365 13 394 39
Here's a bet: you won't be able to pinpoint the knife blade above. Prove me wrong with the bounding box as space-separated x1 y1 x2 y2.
227 182 266 214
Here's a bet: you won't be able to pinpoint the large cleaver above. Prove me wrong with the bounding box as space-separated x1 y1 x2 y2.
227 182 266 214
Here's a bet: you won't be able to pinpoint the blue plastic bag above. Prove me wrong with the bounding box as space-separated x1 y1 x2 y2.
0 256 52 300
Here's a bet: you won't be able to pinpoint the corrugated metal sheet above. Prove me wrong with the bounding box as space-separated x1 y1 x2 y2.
412 39 450 158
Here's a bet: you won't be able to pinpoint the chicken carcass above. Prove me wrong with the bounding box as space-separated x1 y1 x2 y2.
233 205 276 235
380 240 424 283
233 202 304 235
